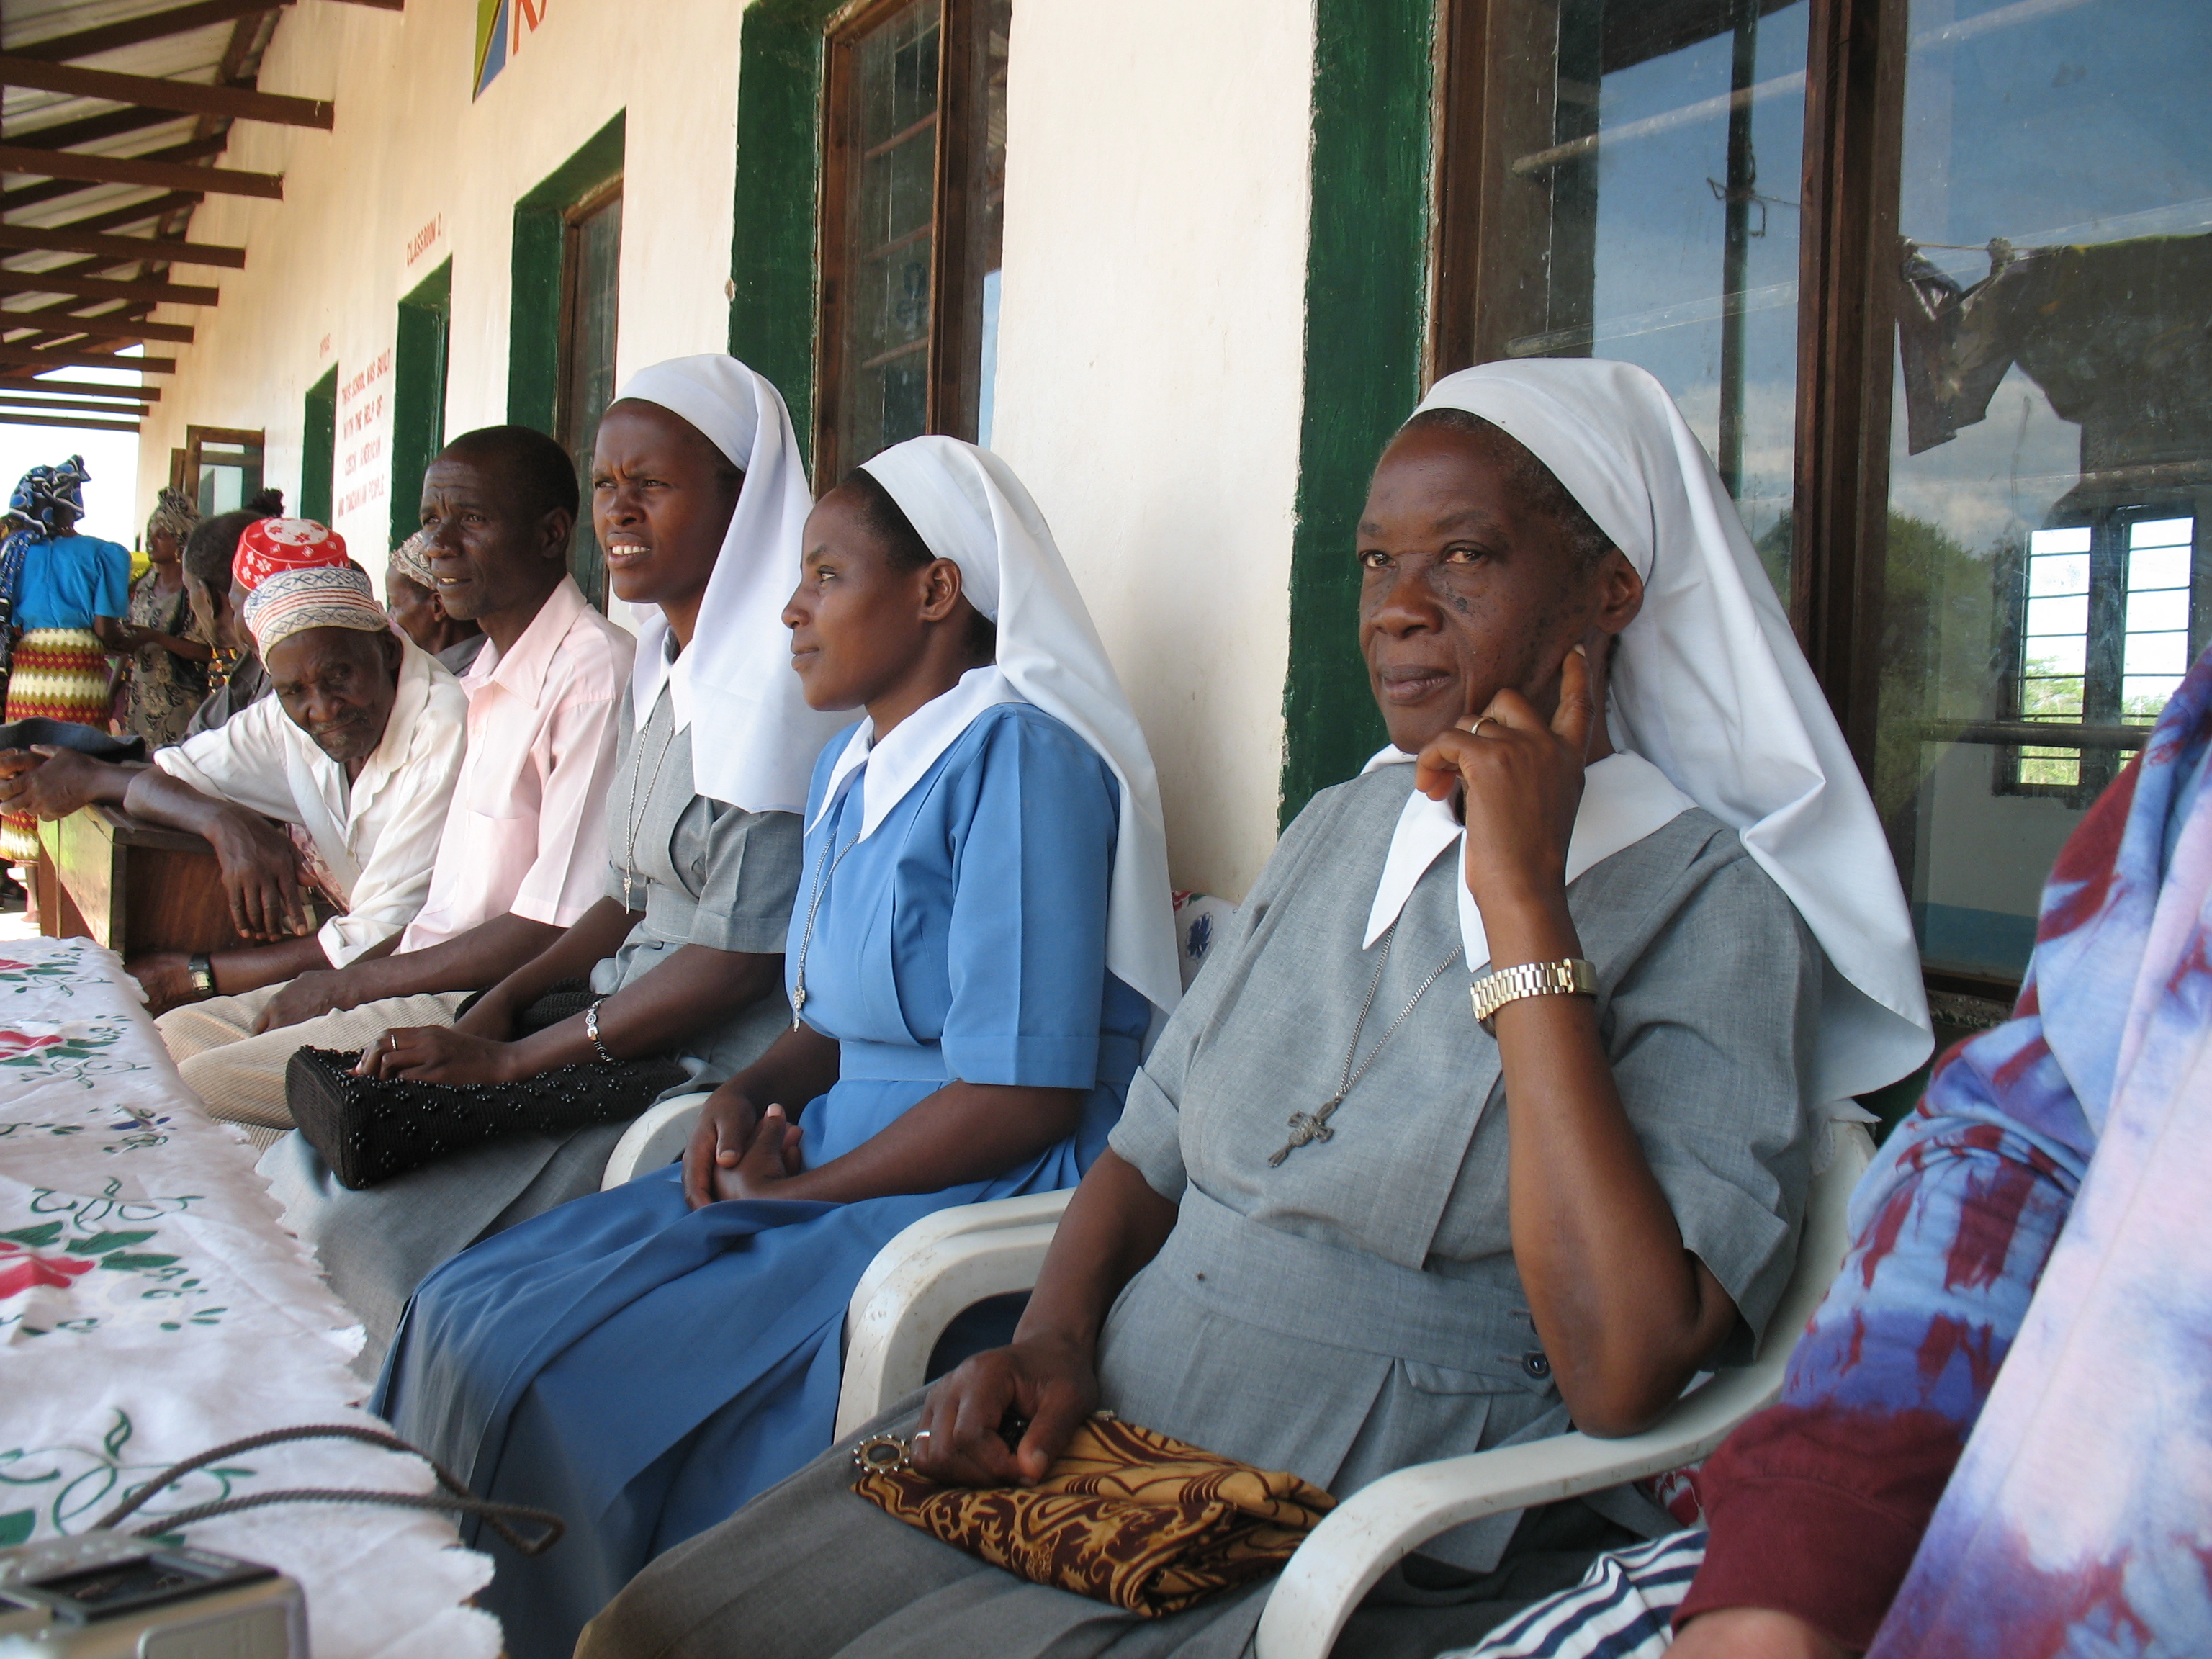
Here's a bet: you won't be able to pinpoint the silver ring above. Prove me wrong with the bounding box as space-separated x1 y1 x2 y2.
912 1430 932 1442
1473 716 1501 737
386 1032 397 1052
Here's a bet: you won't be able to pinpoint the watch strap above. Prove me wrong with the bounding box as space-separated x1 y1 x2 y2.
1469 957 1596 1033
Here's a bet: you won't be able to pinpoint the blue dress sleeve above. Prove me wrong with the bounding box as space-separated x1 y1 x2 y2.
939 709 1118 1089
94 540 130 618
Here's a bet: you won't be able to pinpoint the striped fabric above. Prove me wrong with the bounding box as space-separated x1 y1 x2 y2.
1 626 111 862
1445 1530 1708 1659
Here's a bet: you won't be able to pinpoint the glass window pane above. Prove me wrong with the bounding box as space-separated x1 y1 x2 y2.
559 190 622 609
2126 588 2190 634
1867 0 2212 985
2128 542 2192 590
2026 552 2088 596
835 0 943 472
1463 0 1808 598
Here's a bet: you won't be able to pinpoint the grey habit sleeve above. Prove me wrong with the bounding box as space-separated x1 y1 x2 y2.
681 804 804 955
1603 848 1822 1350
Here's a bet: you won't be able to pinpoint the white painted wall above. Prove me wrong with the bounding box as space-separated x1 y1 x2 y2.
991 0 1313 900
135 0 1317 901
133 0 745 567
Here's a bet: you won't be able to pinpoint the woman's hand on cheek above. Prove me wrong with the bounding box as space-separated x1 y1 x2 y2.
712 1104 805 1202
1668 1609 1855 1659
1416 644 1594 919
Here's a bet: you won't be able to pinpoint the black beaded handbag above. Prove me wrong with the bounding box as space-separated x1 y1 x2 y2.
283 985 687 1190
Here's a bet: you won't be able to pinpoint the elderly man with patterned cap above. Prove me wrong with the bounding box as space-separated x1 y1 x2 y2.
0 518 468 1084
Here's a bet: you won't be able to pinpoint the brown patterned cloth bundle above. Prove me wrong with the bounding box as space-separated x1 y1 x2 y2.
852 1415 1336 1617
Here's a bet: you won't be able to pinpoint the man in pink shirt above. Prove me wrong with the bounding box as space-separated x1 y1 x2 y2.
161 426 637 1142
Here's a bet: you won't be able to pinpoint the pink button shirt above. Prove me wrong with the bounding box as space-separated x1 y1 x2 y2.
398 577 637 953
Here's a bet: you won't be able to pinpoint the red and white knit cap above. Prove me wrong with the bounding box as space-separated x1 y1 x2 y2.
232 516 349 592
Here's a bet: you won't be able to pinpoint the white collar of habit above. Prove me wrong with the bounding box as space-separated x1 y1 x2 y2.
1361 745 1696 973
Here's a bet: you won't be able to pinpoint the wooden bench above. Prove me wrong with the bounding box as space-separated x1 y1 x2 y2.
33 803 245 957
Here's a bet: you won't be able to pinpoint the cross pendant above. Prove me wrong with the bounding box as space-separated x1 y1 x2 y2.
791 979 806 1030
1268 1098 1341 1166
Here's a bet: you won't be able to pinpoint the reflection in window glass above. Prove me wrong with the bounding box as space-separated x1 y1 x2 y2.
1467 0 1808 595
835 0 942 472
1872 0 2212 985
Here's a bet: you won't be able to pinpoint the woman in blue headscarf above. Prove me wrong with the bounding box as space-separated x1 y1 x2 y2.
0 455 132 862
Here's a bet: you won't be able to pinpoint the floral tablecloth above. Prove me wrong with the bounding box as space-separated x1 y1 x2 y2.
0 937 499 1658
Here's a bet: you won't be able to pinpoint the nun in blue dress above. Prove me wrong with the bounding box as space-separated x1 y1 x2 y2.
375 436 1183 1659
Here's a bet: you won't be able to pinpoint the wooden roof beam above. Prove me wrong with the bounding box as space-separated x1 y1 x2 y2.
1 141 222 212
0 145 281 201
0 394 151 416
0 224 244 270
0 346 174 373
9 1 291 64
7 107 176 153
0 57 333 130
0 272 219 306
0 377 158 401
0 411 140 433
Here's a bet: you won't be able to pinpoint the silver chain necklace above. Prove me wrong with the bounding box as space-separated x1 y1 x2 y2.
619 717 680 911
789 830 861 1028
1269 921 1463 1166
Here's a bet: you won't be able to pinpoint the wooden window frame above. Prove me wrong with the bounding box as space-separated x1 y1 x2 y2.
1430 0 1909 770
552 174 625 459
171 423 266 516
814 0 998 485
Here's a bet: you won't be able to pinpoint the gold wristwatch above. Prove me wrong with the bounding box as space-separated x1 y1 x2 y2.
1469 957 1596 1033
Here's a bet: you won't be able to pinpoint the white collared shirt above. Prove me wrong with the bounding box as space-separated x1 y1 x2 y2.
157 639 470 966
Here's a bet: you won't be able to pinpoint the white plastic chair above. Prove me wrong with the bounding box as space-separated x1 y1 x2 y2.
833 1120 1874 1659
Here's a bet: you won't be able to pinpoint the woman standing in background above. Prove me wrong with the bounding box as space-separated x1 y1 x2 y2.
0 455 131 864
120 487 217 749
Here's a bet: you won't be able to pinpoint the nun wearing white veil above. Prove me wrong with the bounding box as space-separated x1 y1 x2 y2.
378 435 1179 1659
275 354 831 1367
575 361 1932 1659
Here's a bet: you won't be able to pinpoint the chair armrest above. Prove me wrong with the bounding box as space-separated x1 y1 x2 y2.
834 1220 1061 1439
600 1092 714 1190
1254 1367 1781 1659
845 1188 1073 1323
1256 1120 1874 1659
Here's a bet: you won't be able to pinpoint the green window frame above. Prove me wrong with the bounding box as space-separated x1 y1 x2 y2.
391 257 452 547
300 364 337 527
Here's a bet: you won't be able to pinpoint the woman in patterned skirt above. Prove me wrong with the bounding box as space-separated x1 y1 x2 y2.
0 456 132 863
118 487 216 750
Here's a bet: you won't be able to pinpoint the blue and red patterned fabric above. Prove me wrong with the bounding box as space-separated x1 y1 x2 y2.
1676 642 2212 1654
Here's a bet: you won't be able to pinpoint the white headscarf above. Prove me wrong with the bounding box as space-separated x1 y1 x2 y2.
1398 358 1932 1104
811 436 1182 1020
613 354 845 811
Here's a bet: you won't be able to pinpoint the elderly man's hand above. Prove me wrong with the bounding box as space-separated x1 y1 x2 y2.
0 745 105 821
202 809 314 942
125 951 204 1017
252 967 359 1033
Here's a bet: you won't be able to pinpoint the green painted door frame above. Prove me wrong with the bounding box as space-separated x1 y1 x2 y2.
392 257 453 546
1279 0 1437 827
300 364 337 526
508 113 628 433
726 0 842 467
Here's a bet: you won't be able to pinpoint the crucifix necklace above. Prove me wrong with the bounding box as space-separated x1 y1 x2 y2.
1269 921 1463 1166
789 830 860 1028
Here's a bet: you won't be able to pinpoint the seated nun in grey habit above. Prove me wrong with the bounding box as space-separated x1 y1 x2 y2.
577 359 1936 1659
262 354 842 1364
